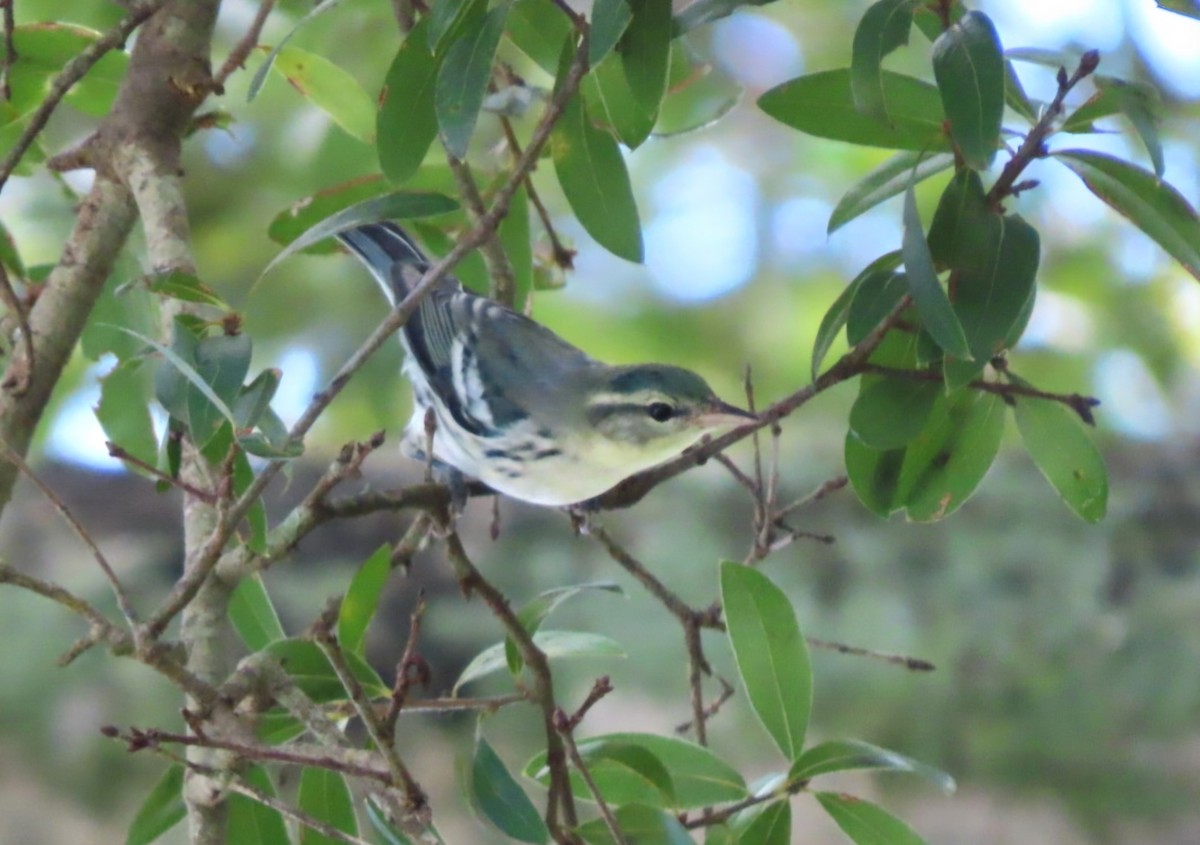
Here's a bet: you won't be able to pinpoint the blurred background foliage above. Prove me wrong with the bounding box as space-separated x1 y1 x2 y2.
1 0 1199 843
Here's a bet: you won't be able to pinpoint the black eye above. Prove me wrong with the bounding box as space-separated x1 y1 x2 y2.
646 402 675 423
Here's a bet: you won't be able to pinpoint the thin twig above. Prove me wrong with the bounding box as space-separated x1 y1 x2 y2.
0 262 31 393
106 441 217 502
0 439 139 628
499 115 575 270
555 680 626 845
0 0 167 192
445 153 517 305
214 0 276 86
806 637 935 672
711 453 756 495
774 475 848 520
674 675 734 734
0 0 14 101
226 777 377 845
383 594 428 739
0 560 117 637
312 601 428 812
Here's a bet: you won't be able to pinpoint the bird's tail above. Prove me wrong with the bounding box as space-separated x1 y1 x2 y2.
335 222 434 306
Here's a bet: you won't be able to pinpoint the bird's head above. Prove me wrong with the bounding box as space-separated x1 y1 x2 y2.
583 365 757 462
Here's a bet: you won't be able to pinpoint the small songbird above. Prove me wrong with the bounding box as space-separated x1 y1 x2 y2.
335 223 755 506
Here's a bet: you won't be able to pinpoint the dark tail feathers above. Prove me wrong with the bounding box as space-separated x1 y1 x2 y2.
335 222 432 306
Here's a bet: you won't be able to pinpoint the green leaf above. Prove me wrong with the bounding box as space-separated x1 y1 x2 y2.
230 574 286 651
298 768 358 845
497 182 533 311
843 255 907 345
263 191 458 277
247 0 342 101
268 176 388 252
147 270 227 308
578 740 676 804
264 638 389 701
505 582 623 674
931 10 1004 170
454 631 625 692
620 0 673 116
6 24 129 119
845 431 907 519
1012 384 1107 523
234 369 282 432
582 51 656 149
851 0 917 121
0 218 24 277
900 391 1005 522
137 323 240 439
1156 0 1200 21
720 561 811 760
526 733 747 809
590 0 633 68
577 804 692 845
812 251 903 378
471 737 549 844
227 766 290 845
1054 149 1200 282
505 0 573 74
828 151 955 234
97 358 157 468
436 5 508 159
231 449 269 554
759 69 947 151
429 0 484 51
736 801 791 845
816 792 929 845
270 46 376 143
188 333 254 445
338 545 391 657
378 20 441 184
551 91 644 262
1002 59 1037 123
790 740 955 793
902 185 970 358
125 764 185 845
653 47 742 139
849 378 942 450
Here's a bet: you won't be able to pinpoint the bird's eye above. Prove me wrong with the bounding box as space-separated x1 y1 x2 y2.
646 402 675 423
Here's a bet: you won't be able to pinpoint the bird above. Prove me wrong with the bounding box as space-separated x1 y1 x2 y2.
334 222 756 507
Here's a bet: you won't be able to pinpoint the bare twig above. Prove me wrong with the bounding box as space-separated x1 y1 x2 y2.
674 676 734 734
106 441 217 502
775 475 848 521
499 115 575 270
0 560 117 638
0 0 14 102
555 679 626 845
445 154 517 305
214 0 276 86
0 262 31 393
226 777 376 845
806 637 935 672
0 0 167 191
0 439 139 628
382 594 428 739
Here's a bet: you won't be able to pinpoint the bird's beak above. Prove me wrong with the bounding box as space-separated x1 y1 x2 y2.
694 400 758 430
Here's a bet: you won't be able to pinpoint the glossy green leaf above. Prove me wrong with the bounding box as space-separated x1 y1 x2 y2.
849 378 942 450
234 369 282 432
843 256 907 345
790 739 956 794
621 0 673 116
227 766 290 845
437 5 508 159
1012 386 1107 523
932 11 1004 169
378 20 441 184
845 430 907 518
759 69 947 151
271 46 376 143
298 768 358 845
900 391 1006 522
582 52 656 149
188 333 254 445
720 561 811 760
497 182 533 311
471 738 550 844
851 0 917 121
577 804 692 845
429 0 483 51
902 185 970 358
337 545 391 657
230 574 286 651
590 0 633 68
828 151 955 234
125 764 185 845
505 582 623 674
247 0 342 101
505 0 573 74
813 251 903 378
263 191 458 276
578 740 675 804
526 733 747 809
1054 150 1200 282
264 638 389 701
736 801 791 845
6 24 129 119
551 93 643 262
454 630 625 692
97 358 157 469
146 270 228 308
816 792 929 845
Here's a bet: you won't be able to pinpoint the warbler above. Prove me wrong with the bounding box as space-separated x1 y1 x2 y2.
335 222 755 506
